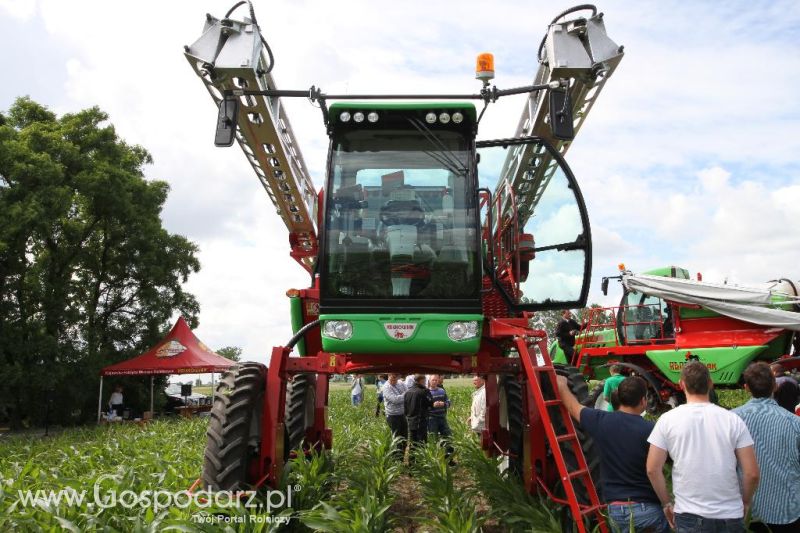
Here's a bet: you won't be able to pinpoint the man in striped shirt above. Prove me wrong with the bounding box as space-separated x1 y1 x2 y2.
427 374 454 463
734 362 800 532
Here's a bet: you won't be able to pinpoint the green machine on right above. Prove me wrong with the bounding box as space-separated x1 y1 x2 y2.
552 265 800 411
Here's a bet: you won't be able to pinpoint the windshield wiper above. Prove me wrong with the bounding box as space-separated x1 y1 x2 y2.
407 118 468 177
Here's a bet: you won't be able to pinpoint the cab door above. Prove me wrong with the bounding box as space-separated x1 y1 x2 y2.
476 136 591 311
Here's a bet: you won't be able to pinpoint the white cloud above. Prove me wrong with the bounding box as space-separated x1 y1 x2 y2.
2 0 799 356
698 166 730 192
0 0 36 20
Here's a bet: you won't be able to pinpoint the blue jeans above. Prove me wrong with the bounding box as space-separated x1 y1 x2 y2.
428 416 452 438
608 502 670 533
675 513 745 533
427 416 454 460
351 393 362 406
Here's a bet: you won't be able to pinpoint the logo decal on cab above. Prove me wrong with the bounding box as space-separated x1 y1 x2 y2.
384 323 417 340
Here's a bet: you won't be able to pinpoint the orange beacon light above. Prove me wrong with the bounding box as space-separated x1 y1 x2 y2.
475 52 495 83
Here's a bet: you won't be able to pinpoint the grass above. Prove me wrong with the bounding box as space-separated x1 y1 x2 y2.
0 379 752 531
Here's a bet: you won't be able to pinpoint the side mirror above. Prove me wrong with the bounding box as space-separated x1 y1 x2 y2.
215 96 239 147
549 88 574 140
601 277 609 296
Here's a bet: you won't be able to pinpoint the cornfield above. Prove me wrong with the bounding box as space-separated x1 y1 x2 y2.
0 381 749 532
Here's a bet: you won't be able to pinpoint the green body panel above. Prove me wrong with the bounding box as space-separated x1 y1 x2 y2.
320 313 483 354
289 296 306 356
328 101 477 122
646 346 766 385
642 266 690 279
678 307 720 319
760 335 794 360
550 341 567 364
769 292 798 311
578 327 618 348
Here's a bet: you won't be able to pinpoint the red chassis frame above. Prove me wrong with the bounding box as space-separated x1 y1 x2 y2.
254 317 555 495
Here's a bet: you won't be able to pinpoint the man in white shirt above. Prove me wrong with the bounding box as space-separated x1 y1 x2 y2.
108 385 124 415
646 361 759 532
350 374 363 406
468 375 486 433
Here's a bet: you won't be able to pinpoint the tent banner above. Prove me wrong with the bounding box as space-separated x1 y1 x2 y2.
103 365 233 376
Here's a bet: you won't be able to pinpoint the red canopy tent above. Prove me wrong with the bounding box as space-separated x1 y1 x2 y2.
98 317 235 421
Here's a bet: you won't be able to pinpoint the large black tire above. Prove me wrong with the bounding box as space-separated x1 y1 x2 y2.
499 374 525 478
552 364 602 530
284 373 317 455
203 362 266 491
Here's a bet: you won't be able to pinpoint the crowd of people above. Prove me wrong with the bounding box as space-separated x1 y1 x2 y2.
558 360 800 533
352 373 485 464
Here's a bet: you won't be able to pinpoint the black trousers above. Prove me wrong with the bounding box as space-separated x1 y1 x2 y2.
386 414 407 459
409 424 427 445
408 422 428 464
559 342 575 362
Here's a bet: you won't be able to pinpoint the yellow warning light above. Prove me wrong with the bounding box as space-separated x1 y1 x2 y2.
475 52 495 82
618 263 626 272
286 289 301 298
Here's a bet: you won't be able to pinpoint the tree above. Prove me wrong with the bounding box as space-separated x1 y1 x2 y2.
216 346 242 362
0 97 200 427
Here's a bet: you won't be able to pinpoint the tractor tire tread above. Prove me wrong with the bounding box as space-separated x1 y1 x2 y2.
285 373 317 454
202 362 266 491
501 374 525 478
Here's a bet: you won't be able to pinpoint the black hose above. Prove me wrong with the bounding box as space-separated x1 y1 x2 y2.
224 1 247 18
548 4 597 25
537 4 598 61
224 0 275 73
286 319 320 350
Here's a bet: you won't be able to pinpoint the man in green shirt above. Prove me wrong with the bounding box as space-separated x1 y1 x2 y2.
603 364 625 411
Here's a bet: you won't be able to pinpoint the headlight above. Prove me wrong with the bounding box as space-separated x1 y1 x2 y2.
447 321 479 341
323 320 353 340
452 112 464 124
339 111 351 122
367 112 379 123
439 112 451 124
425 112 437 124
353 112 365 123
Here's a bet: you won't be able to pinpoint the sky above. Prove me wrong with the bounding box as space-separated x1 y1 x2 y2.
2 0 799 366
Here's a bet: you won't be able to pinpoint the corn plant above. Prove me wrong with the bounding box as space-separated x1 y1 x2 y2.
451 421 562 532
411 440 485 533
300 431 400 532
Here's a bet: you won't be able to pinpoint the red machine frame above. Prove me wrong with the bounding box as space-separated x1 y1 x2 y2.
245 282 606 531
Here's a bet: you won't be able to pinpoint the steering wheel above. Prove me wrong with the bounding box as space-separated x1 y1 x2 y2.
379 199 425 227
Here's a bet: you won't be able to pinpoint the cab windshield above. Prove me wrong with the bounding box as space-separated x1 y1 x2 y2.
323 129 478 301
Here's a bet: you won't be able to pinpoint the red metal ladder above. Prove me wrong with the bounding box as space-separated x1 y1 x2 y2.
514 337 608 533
